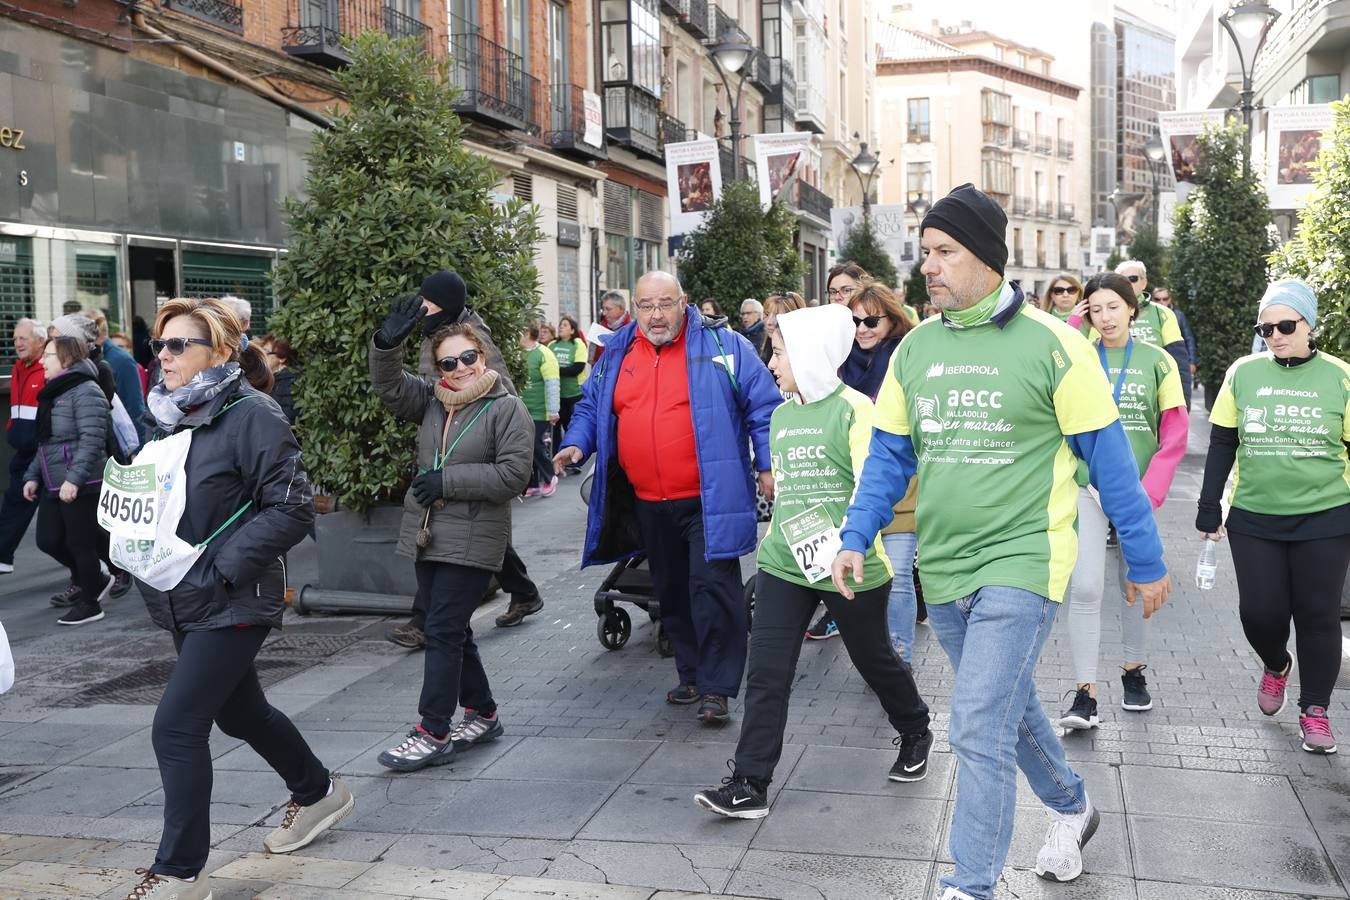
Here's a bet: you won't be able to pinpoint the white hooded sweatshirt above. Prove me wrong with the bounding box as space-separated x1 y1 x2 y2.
773 304 857 404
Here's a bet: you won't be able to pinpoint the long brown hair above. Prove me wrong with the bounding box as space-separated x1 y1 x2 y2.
852 282 913 340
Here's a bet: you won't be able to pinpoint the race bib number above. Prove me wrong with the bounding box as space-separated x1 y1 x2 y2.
779 505 843 584
97 461 157 540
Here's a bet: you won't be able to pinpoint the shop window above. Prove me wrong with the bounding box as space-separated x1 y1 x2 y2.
181 251 275 335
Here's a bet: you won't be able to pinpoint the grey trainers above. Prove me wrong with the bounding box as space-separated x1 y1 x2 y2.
378 726 456 772
450 710 503 749
123 868 213 899
263 777 355 854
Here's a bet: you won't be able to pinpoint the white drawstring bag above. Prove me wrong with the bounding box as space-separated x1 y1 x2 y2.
0 620 14 694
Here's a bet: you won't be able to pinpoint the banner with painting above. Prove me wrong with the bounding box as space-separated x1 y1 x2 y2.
1265 104 1334 209
1157 110 1227 202
829 205 908 269
752 132 813 208
664 139 724 234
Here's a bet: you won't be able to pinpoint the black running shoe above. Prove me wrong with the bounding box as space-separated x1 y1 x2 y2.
693 772 769 819
1121 666 1152 711
49 583 80 608
805 613 838 640
1058 687 1100 730
109 570 132 599
889 729 933 782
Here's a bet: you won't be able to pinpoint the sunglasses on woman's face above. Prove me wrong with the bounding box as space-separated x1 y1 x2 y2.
1126 275 1142 283
150 337 212 356
1051 286 1078 296
1253 319 1301 339
852 314 886 329
436 349 482 372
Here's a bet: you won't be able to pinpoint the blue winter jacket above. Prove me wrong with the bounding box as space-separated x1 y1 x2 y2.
563 308 781 567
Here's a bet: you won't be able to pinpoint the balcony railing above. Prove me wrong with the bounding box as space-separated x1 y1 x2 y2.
1012 129 1030 150
1012 195 1031 216
165 0 243 32
283 0 431 68
982 124 1009 147
749 47 772 93
682 0 710 39
719 143 755 182
1057 138 1074 159
1035 136 1053 155
795 180 832 222
660 111 693 149
604 84 661 160
712 4 737 41
660 0 686 15
546 83 607 160
770 58 796 121
795 81 826 133
1036 201 1054 218
1058 202 1075 221
449 31 540 135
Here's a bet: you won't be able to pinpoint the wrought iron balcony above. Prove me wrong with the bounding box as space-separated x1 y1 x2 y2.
982 124 1009 147
164 0 242 32
1036 201 1054 218
769 58 796 121
749 47 772 93
795 180 832 223
718 143 755 182
546 83 607 160
712 5 737 41
1035 136 1054 155
1057 138 1074 159
660 112 694 150
604 84 661 160
682 0 710 39
283 0 431 68
449 30 540 135
660 0 686 15
1012 129 1031 150
1012 195 1031 216
1058 202 1076 221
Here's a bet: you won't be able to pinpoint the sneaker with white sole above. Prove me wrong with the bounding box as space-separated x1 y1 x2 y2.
0 562 12 574
936 889 976 900
888 729 933 782
1258 657 1293 716
1034 795 1100 882
1059 687 1100 730
450 710 503 749
1299 707 1337 755
693 773 769 819
263 777 355 853
123 868 213 899
378 726 455 771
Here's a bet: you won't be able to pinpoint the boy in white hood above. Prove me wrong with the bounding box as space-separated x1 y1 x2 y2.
693 305 933 819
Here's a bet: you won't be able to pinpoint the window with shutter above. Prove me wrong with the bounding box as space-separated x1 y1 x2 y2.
605 181 632 235
558 185 579 222
637 190 663 242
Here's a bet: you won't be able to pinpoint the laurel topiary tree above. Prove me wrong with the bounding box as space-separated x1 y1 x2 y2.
905 261 928 309
1270 97 1350 360
676 179 805 309
271 33 542 514
837 216 899 287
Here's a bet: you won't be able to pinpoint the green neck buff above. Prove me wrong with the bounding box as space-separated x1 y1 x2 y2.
944 283 1004 329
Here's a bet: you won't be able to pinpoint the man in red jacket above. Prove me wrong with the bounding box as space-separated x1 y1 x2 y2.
589 290 632 366
0 318 47 573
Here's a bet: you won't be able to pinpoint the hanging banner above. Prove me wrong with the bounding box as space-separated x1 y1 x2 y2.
665 138 723 235
1265 104 1334 209
1157 109 1227 202
752 132 813 208
582 91 604 149
829 205 908 273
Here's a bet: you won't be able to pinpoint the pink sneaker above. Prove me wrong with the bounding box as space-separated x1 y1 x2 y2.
1300 707 1337 754
523 486 540 498
1257 659 1292 716
539 476 558 498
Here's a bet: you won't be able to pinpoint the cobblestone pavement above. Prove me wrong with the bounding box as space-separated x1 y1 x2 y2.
0 400 1347 899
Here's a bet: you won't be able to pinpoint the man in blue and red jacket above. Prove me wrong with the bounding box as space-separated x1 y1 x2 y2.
556 271 781 725
0 318 47 573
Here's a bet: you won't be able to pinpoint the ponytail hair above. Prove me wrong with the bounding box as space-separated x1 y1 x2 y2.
240 343 274 393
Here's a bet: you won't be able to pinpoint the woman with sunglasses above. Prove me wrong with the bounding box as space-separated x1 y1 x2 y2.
1057 273 1188 731
121 298 349 900
1043 274 1084 322
1198 278 1350 755
371 322 532 771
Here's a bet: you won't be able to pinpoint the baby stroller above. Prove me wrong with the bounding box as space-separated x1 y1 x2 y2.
581 471 755 656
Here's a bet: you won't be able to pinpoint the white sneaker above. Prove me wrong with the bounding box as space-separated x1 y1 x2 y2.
0 562 13 574
1034 795 1100 882
937 888 976 900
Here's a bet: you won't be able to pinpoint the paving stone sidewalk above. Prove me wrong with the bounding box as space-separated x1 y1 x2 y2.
0 400 1347 899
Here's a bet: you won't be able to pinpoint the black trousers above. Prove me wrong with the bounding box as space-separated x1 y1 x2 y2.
152 627 329 879
1229 530 1350 709
34 493 104 601
527 420 553 489
735 572 931 782
410 543 537 628
0 448 36 565
635 496 747 697
417 560 497 736
554 395 579 451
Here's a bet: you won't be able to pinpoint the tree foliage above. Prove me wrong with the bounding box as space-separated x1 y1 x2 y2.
837 215 899 287
271 33 542 513
676 180 806 308
1125 222 1170 289
1270 96 1350 359
905 261 928 308
1169 123 1274 396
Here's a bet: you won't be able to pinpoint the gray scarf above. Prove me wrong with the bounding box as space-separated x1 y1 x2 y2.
147 363 242 433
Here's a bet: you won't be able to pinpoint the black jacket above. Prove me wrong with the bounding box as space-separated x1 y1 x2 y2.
271 367 300 424
136 378 314 633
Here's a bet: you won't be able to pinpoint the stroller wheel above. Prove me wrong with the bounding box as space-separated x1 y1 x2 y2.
655 622 675 658
598 607 631 650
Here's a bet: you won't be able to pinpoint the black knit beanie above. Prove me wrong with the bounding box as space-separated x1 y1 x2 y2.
920 183 1009 276
420 270 467 330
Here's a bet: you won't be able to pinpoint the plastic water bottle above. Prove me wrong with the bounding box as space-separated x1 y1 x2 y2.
1195 540 1218 590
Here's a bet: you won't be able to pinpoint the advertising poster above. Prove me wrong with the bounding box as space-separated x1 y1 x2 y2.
1157 110 1226 202
830 205 908 270
752 132 813 208
583 91 603 148
1265 104 1334 208
664 139 723 235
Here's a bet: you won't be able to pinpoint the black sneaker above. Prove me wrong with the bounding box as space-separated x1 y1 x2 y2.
49 583 80 608
495 593 543 627
1106 524 1119 549
57 602 104 626
109 570 132 599
450 710 503 749
698 694 730 725
1058 687 1100 730
805 612 838 640
889 729 933 782
1121 666 1152 711
693 773 769 819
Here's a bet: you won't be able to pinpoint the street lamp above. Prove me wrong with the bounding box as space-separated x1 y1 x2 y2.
1143 135 1166 232
708 27 760 182
849 133 881 219
1219 1 1281 178
908 193 931 223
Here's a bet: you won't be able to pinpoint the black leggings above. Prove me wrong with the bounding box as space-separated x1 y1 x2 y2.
34 494 105 602
528 420 553 489
1228 530 1350 710
151 627 329 879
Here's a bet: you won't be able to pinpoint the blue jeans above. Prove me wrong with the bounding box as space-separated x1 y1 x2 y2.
882 532 918 661
926 587 1087 900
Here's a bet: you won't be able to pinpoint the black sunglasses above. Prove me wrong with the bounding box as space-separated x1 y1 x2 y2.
1051 286 1078 295
852 314 886 329
1126 275 1142 283
436 349 482 372
1253 320 1301 339
151 337 212 356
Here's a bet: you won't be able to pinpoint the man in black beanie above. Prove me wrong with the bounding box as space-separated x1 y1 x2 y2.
830 183 1171 899
374 271 544 654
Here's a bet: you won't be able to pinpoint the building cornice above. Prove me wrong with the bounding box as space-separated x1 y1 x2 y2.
877 57 1081 100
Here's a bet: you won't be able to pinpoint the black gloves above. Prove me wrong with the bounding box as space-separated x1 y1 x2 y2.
375 294 427 349
411 468 445 506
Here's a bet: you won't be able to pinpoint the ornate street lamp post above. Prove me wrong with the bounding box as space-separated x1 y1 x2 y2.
1219 1 1281 178
708 28 760 182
